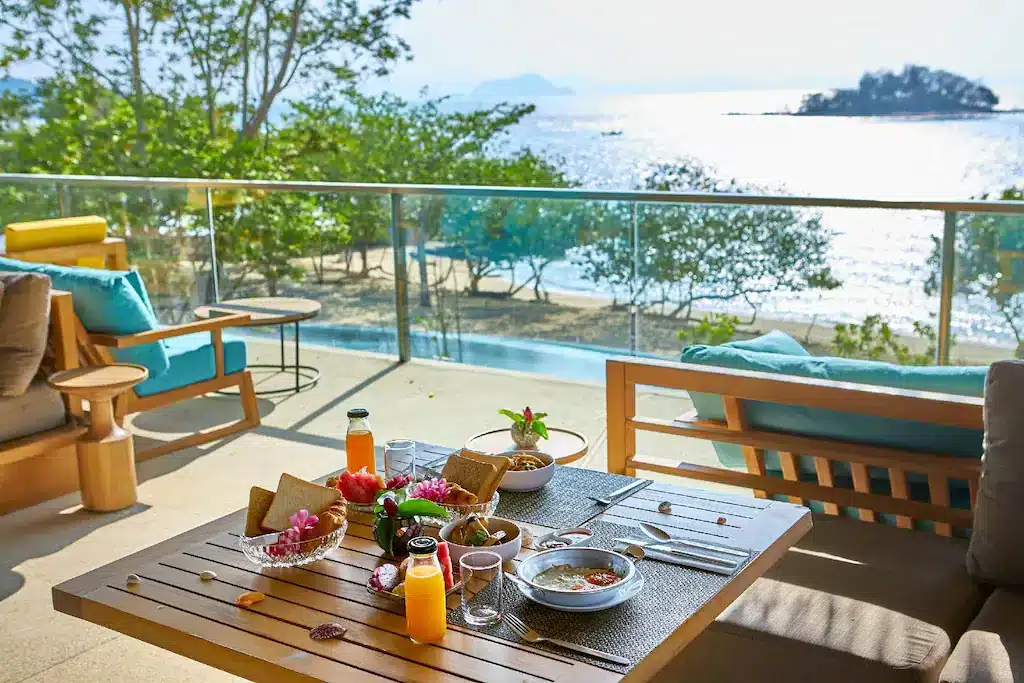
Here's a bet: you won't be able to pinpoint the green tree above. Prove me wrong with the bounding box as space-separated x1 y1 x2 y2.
831 315 938 365
577 160 839 321
925 186 1024 356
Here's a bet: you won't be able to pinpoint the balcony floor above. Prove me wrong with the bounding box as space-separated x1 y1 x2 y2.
0 340 717 683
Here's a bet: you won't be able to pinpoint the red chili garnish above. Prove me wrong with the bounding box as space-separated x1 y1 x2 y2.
585 571 620 587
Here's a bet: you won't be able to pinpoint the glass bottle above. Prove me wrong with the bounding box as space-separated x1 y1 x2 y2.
346 408 375 474
403 536 447 643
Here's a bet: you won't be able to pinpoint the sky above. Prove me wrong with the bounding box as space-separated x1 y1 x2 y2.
377 0 1024 96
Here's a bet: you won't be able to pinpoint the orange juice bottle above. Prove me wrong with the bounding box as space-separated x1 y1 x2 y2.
346 408 375 474
404 537 447 643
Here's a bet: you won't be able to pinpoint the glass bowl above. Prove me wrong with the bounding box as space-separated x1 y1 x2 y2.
238 523 347 568
420 492 500 528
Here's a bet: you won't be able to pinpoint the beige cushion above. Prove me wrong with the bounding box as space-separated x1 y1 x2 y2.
0 378 66 442
967 361 1024 586
658 515 988 683
941 589 1024 683
0 271 51 396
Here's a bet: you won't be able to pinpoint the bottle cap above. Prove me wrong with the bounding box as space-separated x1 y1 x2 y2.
407 536 437 555
347 408 370 419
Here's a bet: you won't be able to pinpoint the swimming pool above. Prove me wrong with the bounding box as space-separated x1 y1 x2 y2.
231 323 658 382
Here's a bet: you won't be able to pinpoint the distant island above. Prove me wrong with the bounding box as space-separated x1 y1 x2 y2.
796 65 999 116
471 74 573 99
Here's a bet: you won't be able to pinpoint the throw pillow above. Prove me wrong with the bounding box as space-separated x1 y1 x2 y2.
722 329 810 356
0 271 51 396
966 360 1024 586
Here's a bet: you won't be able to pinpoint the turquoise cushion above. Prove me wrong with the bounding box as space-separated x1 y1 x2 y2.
0 257 169 377
680 341 985 531
718 329 810 356
135 332 247 397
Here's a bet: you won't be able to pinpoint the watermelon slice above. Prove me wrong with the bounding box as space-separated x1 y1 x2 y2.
437 541 454 591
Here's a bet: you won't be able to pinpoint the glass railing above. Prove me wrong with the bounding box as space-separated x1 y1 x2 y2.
1 173 1022 383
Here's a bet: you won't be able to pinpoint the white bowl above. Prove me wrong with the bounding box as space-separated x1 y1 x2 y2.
498 451 555 491
439 516 522 567
516 547 636 608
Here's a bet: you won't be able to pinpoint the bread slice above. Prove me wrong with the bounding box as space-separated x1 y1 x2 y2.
261 473 342 532
441 453 502 502
459 449 511 503
245 486 277 537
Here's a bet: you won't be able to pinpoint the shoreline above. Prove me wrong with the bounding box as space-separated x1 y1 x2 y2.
219 246 1015 366
726 109 1024 118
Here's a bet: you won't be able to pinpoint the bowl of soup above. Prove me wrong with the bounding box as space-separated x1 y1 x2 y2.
516 547 636 607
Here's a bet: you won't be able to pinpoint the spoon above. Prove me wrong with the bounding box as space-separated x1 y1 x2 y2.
622 544 646 564
639 522 749 558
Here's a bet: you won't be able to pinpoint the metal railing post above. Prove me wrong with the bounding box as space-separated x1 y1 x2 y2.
57 182 71 216
936 210 957 365
629 201 640 355
205 187 221 303
391 193 412 362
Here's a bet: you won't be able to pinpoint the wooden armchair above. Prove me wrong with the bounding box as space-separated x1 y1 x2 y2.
1 233 260 460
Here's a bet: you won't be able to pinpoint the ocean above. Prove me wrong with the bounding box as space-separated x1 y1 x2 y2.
452 89 1024 349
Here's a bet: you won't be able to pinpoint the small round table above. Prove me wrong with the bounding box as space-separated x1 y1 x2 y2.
194 297 321 395
48 364 149 512
464 427 589 465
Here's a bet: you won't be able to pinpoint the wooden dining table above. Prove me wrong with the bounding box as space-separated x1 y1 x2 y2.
52 443 811 683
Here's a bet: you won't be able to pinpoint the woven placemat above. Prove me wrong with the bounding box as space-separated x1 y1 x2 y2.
494 467 653 528
448 519 757 674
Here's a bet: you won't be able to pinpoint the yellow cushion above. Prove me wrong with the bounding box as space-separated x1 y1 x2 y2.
5 216 108 268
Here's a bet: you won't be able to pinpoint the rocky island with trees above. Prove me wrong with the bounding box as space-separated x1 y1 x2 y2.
797 64 1000 116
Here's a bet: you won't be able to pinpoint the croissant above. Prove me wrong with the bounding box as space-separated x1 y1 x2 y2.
443 484 479 506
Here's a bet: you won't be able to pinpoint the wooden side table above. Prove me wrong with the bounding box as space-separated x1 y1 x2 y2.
49 364 149 511
465 427 589 465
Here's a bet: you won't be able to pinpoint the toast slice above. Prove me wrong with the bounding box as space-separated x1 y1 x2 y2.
245 486 277 537
459 449 512 503
261 473 342 532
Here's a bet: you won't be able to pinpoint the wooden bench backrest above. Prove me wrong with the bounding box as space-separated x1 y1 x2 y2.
606 357 985 536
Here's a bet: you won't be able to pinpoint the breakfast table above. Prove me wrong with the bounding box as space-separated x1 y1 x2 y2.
52 442 811 682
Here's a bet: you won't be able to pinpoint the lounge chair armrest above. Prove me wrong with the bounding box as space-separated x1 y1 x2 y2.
89 313 252 348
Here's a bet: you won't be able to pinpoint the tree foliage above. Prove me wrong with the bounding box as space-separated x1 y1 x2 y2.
576 160 840 320
925 186 1024 356
799 65 999 116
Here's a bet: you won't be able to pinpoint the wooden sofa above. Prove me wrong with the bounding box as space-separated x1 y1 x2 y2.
0 289 87 513
605 356 1013 683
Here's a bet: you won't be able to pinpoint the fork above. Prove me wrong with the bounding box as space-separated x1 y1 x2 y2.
504 613 631 666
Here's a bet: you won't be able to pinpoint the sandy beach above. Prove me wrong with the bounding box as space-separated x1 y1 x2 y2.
208 245 1013 367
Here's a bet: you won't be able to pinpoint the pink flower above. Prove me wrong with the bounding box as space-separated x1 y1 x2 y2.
289 509 319 534
408 477 451 504
523 406 533 423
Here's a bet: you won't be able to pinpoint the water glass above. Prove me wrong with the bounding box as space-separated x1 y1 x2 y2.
384 439 416 482
460 551 503 626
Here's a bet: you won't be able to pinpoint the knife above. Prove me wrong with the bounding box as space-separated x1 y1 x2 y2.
589 479 647 506
613 538 739 568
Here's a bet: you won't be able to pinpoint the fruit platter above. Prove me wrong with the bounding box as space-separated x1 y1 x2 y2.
366 541 462 602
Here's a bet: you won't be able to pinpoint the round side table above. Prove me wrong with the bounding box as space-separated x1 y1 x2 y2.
49 364 149 512
194 297 321 395
464 427 589 465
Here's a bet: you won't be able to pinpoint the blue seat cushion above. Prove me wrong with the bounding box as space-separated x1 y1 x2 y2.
679 333 985 531
0 257 170 378
134 332 247 397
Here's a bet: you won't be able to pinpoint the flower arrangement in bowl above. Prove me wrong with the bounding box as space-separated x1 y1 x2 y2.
500 406 549 450
239 509 348 568
372 488 449 557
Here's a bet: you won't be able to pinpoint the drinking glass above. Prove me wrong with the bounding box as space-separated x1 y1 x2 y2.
460 551 503 626
384 439 416 483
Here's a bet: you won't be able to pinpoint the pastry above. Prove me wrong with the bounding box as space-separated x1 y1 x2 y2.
261 473 342 532
443 483 479 506
311 499 348 537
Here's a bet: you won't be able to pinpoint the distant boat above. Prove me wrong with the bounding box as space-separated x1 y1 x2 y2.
601 129 623 137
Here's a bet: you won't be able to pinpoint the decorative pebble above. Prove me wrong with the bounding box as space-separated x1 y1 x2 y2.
235 591 265 607
125 574 141 586
657 501 672 514
309 622 348 641
199 570 217 581
716 517 727 525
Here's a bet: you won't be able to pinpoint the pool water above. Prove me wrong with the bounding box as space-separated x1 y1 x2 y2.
231 323 658 383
